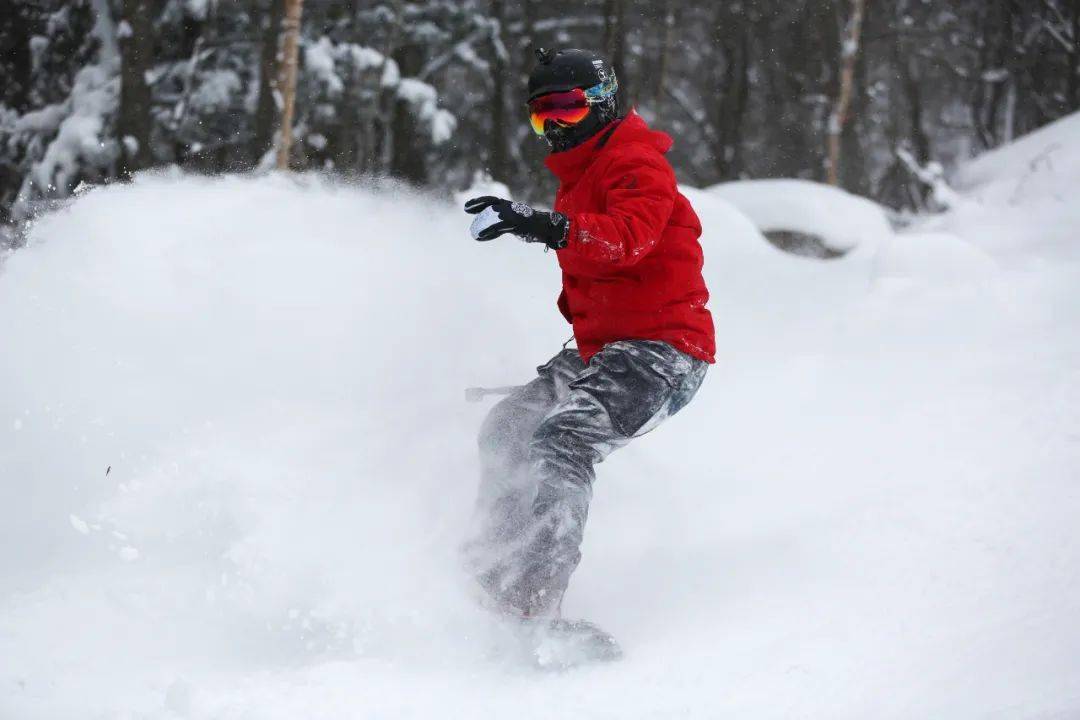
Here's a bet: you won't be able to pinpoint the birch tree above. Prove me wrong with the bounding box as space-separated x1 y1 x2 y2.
827 0 866 186
275 0 304 170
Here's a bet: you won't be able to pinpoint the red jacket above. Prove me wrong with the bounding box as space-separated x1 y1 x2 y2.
548 111 715 364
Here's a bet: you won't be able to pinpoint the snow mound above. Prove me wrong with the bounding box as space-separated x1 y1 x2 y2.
707 178 894 254
916 111 1080 262
954 111 1080 196
874 231 998 287
2 171 1079 719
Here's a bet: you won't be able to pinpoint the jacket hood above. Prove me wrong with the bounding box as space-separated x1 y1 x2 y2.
544 110 673 184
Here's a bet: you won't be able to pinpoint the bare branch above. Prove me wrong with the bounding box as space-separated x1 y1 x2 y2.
663 85 719 148
1037 0 1071 30
418 26 491 81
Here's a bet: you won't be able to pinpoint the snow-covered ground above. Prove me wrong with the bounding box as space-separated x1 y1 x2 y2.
1 123 1079 718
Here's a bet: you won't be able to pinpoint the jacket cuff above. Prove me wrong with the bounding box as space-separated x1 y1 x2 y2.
549 211 570 249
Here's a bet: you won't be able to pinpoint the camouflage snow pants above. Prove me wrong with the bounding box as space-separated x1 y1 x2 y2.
466 340 708 617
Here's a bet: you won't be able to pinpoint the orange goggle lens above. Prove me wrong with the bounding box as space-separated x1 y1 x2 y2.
528 89 590 135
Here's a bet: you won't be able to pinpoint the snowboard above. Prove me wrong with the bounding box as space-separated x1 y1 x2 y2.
521 618 623 670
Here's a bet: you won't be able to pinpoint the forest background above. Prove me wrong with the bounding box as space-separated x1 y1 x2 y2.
1 0 1077 241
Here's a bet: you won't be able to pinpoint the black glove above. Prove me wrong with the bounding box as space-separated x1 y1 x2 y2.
464 196 569 250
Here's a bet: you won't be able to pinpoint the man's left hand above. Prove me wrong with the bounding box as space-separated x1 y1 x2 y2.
464 196 569 250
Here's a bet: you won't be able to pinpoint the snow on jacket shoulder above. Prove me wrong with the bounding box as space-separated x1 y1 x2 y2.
546 111 716 364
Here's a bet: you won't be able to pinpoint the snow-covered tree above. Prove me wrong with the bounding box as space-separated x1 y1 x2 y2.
1 0 1078 230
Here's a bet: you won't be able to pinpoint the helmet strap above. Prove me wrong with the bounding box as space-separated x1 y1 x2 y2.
544 98 620 153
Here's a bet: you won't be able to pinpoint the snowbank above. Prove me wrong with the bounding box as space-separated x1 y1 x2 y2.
954 111 1080 194
699 177 996 287
707 178 894 254
918 111 1080 263
1 169 1079 719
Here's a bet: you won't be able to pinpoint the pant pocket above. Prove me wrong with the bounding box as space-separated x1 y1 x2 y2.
571 343 683 437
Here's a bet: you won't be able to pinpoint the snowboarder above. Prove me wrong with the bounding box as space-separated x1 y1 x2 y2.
463 48 715 663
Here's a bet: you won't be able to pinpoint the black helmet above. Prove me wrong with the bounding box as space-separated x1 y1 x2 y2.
528 48 616 101
527 48 621 153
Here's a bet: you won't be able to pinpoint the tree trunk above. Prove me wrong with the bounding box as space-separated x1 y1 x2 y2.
1071 0 1080 109
253 0 285 164
275 0 304 170
389 42 427 184
0 3 33 111
840 19 869 194
1003 76 1017 142
985 0 1012 146
117 0 154 175
713 4 750 180
973 0 1011 149
651 0 676 116
971 2 991 148
603 0 626 98
488 0 511 182
900 60 930 165
827 0 866 186
891 9 930 208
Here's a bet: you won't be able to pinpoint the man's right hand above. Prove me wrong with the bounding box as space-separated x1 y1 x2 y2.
464 196 569 250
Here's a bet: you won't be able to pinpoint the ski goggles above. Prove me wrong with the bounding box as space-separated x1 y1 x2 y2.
527 75 619 135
